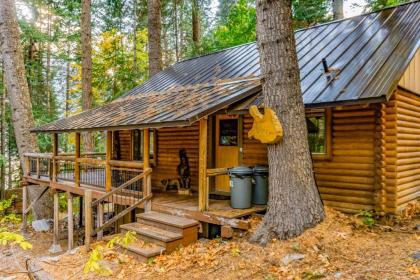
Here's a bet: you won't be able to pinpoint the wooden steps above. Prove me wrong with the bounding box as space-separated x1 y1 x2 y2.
118 211 199 260
103 234 165 262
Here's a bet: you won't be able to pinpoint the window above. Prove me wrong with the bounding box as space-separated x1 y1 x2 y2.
219 119 238 146
132 129 155 162
306 109 331 159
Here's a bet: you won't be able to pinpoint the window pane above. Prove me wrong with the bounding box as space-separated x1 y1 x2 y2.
219 119 238 146
306 114 326 154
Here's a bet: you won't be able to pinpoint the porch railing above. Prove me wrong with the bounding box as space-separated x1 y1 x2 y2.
23 153 148 193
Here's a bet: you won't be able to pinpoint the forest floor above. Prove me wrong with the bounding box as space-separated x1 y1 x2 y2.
1 204 419 280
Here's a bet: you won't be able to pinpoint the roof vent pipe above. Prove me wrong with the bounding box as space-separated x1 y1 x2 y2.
322 58 330 74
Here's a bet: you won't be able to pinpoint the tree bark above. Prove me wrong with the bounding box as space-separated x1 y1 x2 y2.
251 0 325 244
0 0 53 218
192 0 201 52
0 0 39 166
332 0 344 20
81 0 94 152
0 59 5 199
147 0 162 77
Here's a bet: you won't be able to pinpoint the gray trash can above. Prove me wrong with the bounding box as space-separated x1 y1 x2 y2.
252 165 268 205
228 166 253 209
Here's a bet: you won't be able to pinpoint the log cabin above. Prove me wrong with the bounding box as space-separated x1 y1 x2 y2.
22 2 420 255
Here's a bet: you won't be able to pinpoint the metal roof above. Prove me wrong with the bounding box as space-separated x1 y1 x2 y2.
33 1 420 132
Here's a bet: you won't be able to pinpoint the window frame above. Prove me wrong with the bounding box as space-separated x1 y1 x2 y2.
306 108 332 161
131 129 157 166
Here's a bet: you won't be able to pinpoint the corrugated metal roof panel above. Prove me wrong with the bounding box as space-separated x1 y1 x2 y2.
33 1 420 132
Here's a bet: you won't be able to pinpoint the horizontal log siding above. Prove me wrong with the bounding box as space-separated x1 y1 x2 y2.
393 89 420 212
314 106 377 213
118 130 132 160
242 115 268 166
242 106 378 213
152 125 199 190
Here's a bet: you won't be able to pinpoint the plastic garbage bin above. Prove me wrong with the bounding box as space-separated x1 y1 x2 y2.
228 166 253 209
252 165 269 205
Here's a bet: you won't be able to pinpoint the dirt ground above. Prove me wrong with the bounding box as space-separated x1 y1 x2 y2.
1 205 419 280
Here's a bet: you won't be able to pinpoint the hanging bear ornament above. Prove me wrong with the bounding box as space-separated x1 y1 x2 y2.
248 105 283 144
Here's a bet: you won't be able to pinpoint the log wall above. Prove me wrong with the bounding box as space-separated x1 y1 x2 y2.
153 125 199 190
117 130 132 161
383 89 420 213
399 48 420 95
241 106 379 213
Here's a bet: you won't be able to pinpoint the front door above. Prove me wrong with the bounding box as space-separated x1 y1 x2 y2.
215 115 239 193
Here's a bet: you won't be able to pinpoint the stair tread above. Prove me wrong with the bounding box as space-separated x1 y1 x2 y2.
120 222 183 242
137 211 199 229
103 234 165 257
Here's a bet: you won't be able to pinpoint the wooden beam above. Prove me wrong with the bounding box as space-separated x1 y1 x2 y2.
75 133 81 187
21 185 27 233
67 191 74 250
105 131 112 192
84 190 92 251
199 118 209 212
52 133 58 182
49 190 62 253
143 129 151 211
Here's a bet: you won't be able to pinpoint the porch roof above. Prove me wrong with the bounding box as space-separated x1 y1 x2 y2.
33 1 420 133
32 78 261 133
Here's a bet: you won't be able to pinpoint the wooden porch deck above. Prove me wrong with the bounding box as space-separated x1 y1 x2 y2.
24 174 266 230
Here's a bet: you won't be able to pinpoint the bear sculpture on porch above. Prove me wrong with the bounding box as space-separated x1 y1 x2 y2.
161 148 191 195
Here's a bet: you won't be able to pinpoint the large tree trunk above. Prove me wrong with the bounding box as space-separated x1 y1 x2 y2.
0 59 5 199
0 0 39 165
0 0 53 218
192 0 201 52
251 0 325 244
81 0 94 152
148 0 162 77
332 0 344 20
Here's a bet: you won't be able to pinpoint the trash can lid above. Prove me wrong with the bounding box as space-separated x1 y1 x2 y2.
229 166 253 176
253 165 269 174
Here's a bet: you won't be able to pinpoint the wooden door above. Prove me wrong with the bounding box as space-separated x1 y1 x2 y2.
215 115 239 192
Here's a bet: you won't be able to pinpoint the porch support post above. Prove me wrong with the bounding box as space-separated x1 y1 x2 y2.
74 132 81 187
199 117 209 212
52 133 58 182
84 189 92 250
105 131 112 192
66 191 74 250
143 129 152 212
97 203 104 240
21 185 28 233
49 189 62 253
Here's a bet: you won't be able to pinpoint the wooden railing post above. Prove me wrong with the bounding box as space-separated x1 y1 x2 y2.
52 133 58 182
199 118 209 212
24 156 30 176
75 133 80 187
143 129 152 211
105 131 112 192
36 157 40 178
84 190 92 250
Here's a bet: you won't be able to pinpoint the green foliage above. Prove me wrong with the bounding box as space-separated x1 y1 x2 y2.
292 0 330 29
83 246 113 276
84 231 137 276
1 213 21 224
302 271 325 279
202 0 256 53
357 210 375 227
0 195 16 213
0 231 33 250
365 0 410 11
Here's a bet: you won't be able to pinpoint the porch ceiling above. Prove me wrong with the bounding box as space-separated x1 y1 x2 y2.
32 78 261 133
